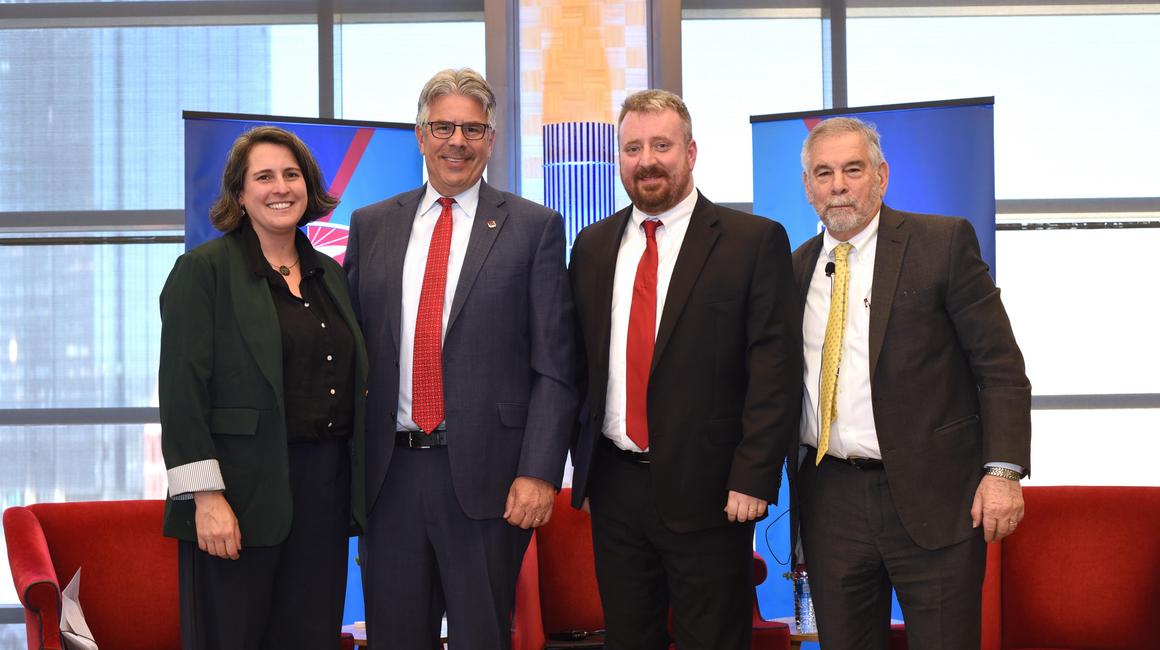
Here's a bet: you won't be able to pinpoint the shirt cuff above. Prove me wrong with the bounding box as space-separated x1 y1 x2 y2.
167 459 225 500
985 461 1025 476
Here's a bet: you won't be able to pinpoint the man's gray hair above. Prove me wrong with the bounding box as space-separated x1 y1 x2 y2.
618 89 693 143
416 67 497 129
801 116 886 173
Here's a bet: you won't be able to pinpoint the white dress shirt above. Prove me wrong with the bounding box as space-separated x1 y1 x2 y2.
800 213 881 460
603 187 699 452
396 180 481 432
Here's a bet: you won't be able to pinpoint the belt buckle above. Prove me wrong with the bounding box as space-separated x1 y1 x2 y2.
408 432 426 449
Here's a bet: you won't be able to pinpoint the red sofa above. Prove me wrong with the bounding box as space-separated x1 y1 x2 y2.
980 485 1160 650
3 500 180 650
512 488 789 650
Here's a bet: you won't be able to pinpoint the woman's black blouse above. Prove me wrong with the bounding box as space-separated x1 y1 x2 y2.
240 222 355 443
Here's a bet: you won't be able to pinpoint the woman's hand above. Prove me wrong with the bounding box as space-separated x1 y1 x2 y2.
193 491 242 560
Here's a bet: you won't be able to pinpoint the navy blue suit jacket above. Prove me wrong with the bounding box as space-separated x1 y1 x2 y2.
345 182 577 519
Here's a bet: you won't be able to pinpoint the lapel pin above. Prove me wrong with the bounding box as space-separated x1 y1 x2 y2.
486 219 497 229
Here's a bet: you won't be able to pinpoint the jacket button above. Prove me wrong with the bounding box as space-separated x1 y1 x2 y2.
364 389 369 396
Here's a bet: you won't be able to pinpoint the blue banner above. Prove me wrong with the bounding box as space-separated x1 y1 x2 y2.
183 112 423 262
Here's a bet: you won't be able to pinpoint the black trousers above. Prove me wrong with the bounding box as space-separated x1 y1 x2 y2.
361 444 531 650
588 439 754 650
179 439 351 650
798 452 985 650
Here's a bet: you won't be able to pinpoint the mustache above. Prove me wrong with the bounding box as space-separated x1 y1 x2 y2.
634 165 669 182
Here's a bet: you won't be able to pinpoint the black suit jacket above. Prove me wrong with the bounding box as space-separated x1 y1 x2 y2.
570 192 802 533
790 206 1031 551
159 228 368 545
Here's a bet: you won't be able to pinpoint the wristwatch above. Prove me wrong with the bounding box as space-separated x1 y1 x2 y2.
982 466 1023 481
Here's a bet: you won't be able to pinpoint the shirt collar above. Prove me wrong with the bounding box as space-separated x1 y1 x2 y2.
239 219 325 281
419 179 482 220
630 186 699 232
823 209 881 256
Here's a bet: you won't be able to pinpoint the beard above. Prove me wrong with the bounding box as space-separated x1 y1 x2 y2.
624 164 691 215
818 203 867 234
816 179 883 236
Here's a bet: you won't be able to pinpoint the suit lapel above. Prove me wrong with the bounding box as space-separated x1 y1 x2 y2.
383 187 423 355
447 182 507 333
223 233 283 404
868 206 909 380
651 193 720 371
797 236 824 307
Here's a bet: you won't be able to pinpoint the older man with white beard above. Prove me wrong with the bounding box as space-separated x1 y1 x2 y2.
788 116 1031 650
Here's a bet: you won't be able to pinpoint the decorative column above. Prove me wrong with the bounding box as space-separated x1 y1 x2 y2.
519 0 648 251
543 121 616 247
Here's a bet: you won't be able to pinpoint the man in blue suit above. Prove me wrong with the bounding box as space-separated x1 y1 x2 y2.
345 68 576 649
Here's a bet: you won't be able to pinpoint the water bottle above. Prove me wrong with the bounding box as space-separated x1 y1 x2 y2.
791 564 817 634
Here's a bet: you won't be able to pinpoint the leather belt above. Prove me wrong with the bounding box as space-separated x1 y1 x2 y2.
396 430 447 448
603 436 650 464
805 445 883 470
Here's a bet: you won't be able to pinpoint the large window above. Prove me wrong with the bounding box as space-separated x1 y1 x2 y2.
0 26 317 213
338 21 486 123
846 11 1160 200
682 15 824 203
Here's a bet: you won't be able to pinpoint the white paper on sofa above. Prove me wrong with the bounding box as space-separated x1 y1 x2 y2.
60 567 98 650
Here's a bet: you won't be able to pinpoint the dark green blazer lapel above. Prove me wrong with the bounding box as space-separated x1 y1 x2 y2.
222 232 283 405
447 182 507 333
869 205 909 380
652 192 720 371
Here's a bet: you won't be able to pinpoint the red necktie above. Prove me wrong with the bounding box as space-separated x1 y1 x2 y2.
626 219 661 451
412 197 455 434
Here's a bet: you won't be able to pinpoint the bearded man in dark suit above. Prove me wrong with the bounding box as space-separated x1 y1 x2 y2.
569 89 802 650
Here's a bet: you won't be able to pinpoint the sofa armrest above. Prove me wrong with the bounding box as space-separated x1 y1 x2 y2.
3 506 64 650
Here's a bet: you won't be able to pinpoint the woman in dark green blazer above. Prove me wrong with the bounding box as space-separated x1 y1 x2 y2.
159 126 367 649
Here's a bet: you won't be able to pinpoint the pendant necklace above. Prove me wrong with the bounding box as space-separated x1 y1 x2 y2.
271 258 300 276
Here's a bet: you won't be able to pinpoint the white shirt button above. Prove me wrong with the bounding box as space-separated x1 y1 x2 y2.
321 322 327 328
326 355 333 361
329 388 336 395
304 302 310 308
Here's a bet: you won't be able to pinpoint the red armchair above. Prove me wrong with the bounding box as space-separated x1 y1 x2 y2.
3 499 180 650
980 485 1160 650
512 488 789 650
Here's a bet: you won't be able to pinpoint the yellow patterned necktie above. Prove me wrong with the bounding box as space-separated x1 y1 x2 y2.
816 242 853 465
